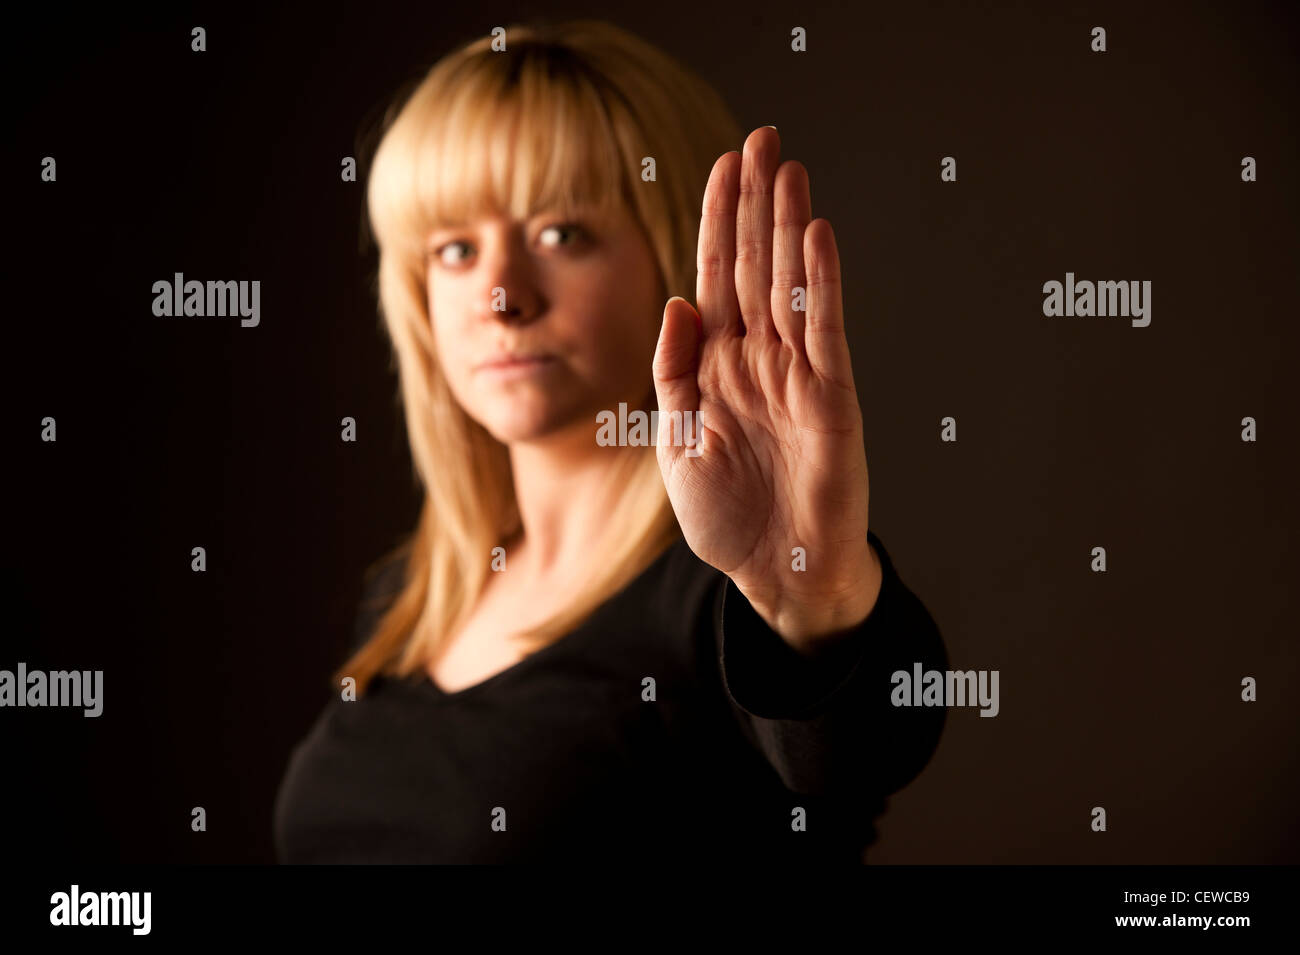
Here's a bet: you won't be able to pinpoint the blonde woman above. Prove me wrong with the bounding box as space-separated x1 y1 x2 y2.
274 19 948 863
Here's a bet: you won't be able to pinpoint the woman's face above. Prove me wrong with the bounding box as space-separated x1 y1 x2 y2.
425 200 665 447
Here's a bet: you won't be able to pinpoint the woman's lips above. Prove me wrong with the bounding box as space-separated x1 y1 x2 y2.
475 354 557 378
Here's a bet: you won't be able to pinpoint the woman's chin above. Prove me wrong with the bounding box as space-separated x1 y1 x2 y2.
480 410 587 447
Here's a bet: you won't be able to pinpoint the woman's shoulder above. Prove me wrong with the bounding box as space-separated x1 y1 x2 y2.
360 548 410 601
632 533 727 620
344 534 730 656
349 548 411 652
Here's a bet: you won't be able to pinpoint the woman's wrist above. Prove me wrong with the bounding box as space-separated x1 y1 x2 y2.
738 540 884 655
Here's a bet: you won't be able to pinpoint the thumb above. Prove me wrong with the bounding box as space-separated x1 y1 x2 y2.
651 296 702 459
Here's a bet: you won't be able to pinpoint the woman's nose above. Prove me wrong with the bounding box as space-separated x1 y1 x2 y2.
476 235 542 326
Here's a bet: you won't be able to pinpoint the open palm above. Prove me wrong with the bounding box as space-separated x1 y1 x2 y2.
652 126 878 645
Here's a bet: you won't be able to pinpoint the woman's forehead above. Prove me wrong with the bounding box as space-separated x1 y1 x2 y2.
418 106 629 230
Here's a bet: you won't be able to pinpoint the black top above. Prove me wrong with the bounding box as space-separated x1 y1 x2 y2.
273 530 948 863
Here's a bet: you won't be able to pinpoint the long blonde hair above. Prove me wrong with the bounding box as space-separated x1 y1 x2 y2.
338 19 744 695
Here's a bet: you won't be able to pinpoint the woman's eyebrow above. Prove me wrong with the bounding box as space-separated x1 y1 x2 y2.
428 209 584 234
424 219 480 246
423 201 614 243
427 215 474 232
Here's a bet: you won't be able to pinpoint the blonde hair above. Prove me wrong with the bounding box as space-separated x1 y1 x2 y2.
338 19 744 696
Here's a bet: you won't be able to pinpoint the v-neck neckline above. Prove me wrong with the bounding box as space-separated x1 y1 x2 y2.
411 536 685 702
418 625 582 700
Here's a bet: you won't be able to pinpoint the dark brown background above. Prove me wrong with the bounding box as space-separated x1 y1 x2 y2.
7 0 1297 863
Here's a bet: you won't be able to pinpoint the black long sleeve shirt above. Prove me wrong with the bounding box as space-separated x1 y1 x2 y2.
273 529 948 863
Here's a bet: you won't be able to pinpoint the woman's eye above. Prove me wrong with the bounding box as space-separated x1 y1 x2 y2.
433 241 473 267
539 223 586 248
430 223 587 267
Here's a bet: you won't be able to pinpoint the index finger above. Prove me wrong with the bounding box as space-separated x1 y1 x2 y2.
695 150 743 339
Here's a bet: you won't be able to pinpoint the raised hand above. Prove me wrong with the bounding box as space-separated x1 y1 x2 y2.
651 126 882 651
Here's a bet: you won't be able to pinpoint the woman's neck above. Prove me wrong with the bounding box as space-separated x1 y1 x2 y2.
506 425 642 580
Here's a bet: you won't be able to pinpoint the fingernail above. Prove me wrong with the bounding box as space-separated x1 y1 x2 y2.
764 125 778 130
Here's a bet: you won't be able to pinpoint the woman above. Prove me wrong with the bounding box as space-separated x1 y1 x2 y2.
274 18 948 863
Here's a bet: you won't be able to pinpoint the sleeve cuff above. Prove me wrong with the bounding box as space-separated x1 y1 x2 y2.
718 531 894 721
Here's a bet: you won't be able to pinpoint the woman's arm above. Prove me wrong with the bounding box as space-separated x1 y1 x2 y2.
714 529 949 799
651 125 886 659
